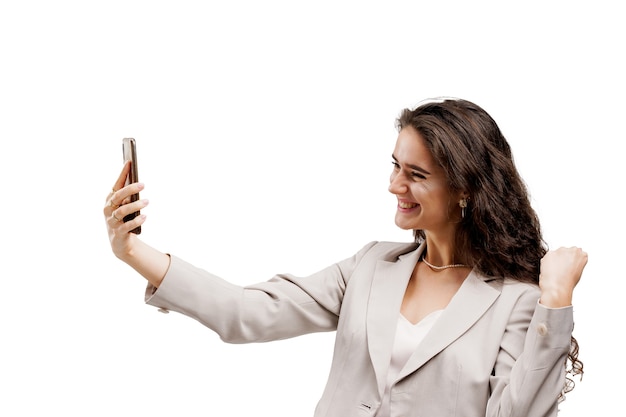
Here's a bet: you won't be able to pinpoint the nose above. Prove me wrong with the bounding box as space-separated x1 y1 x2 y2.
388 171 408 195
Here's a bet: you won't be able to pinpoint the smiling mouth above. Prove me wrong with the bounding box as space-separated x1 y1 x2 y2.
398 201 418 209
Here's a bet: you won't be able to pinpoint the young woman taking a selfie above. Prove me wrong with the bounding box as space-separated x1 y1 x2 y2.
104 98 587 417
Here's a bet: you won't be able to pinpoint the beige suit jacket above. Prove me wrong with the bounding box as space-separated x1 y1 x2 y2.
146 241 573 417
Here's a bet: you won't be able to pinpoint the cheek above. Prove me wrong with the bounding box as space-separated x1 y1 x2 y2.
410 182 430 197
420 185 452 207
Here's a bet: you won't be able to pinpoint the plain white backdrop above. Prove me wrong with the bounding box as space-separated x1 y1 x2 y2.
1 1 623 415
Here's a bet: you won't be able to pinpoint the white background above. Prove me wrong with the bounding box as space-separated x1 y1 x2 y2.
1 1 623 415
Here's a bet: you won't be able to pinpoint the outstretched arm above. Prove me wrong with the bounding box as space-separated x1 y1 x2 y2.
103 161 170 288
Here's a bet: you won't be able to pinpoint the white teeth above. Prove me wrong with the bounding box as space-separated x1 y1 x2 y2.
399 201 418 209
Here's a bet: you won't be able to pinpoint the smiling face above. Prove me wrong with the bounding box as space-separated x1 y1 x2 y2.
388 126 463 239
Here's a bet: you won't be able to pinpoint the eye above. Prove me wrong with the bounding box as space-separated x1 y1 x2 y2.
411 172 426 180
391 161 400 169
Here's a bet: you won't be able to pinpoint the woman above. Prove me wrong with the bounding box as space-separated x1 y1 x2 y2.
104 98 587 416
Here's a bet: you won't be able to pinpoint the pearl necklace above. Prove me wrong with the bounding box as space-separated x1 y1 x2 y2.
421 256 469 271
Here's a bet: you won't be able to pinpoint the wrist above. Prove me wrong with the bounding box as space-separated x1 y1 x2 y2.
119 238 170 288
114 235 139 263
539 287 573 308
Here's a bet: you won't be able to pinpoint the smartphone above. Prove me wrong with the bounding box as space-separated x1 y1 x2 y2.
122 137 141 234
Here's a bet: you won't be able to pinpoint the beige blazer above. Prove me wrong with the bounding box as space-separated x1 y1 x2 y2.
146 241 573 417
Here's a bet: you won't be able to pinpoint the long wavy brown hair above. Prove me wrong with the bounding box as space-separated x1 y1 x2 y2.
396 97 583 400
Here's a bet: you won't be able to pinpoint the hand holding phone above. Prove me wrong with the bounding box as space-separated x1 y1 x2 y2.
122 137 141 234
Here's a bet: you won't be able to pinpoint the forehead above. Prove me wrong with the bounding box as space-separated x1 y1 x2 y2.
393 126 440 170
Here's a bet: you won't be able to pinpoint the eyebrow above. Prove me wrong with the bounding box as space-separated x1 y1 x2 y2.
392 154 431 175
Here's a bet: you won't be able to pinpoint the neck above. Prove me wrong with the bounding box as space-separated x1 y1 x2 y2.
423 234 458 266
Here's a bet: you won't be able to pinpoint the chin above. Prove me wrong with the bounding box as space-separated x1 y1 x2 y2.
394 218 417 231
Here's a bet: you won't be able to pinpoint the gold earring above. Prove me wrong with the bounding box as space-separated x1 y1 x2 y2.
459 198 468 218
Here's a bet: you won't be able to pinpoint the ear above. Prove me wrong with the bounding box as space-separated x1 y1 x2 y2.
457 191 470 201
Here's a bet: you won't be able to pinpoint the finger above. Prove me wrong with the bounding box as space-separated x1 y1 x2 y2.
107 212 124 229
107 161 130 201
113 182 145 208
104 193 122 216
107 204 147 230
116 213 147 234
111 161 131 194
106 161 131 209
107 205 128 225
114 199 149 220
106 215 122 232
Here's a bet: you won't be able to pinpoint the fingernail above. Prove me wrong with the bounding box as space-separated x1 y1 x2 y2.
137 183 145 190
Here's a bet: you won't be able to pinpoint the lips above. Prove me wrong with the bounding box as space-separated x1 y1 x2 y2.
398 200 419 209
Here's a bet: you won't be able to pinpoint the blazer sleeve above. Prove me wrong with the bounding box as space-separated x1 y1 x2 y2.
487 289 574 417
144 242 378 343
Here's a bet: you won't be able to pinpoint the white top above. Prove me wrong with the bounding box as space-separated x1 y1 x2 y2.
378 310 443 417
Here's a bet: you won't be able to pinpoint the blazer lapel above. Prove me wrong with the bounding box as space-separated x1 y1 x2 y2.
394 271 501 383
366 244 425 397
